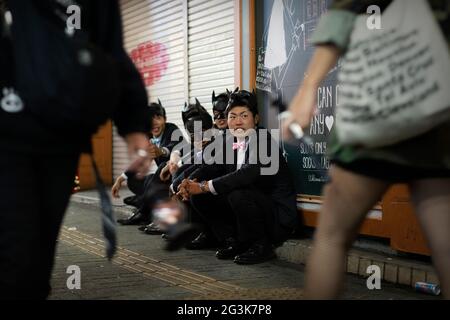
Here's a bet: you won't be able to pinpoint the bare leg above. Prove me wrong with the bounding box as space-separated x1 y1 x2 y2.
409 178 450 299
304 165 389 299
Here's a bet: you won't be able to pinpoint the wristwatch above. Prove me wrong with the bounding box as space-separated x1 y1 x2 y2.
199 181 209 193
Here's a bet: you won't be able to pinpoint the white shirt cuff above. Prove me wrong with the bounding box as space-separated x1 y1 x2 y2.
169 184 175 194
120 173 128 180
208 180 218 195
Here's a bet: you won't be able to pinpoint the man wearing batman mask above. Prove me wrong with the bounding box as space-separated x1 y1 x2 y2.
212 89 234 133
112 100 183 226
178 90 300 264
141 99 216 239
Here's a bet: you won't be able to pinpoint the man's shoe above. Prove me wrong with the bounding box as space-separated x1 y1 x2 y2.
123 195 140 208
161 233 170 241
233 243 276 265
185 232 219 250
215 238 247 260
117 210 148 226
144 222 164 235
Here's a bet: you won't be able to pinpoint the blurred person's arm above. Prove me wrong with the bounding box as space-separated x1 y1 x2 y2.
92 1 152 174
286 0 360 130
287 45 340 128
111 174 126 198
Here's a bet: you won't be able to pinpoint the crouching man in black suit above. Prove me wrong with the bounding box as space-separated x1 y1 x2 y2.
178 90 301 265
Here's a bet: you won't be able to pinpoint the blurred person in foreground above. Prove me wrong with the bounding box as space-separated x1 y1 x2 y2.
0 0 152 299
284 0 450 299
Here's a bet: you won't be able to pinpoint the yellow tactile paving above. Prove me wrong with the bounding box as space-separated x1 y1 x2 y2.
59 227 243 296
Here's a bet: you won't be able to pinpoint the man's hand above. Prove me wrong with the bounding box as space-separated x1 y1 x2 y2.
125 133 152 179
111 176 125 198
149 142 164 159
185 179 203 196
168 161 179 176
176 179 191 201
160 163 172 182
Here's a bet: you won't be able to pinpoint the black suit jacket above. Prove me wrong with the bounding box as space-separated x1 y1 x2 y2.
189 128 299 230
125 122 184 178
151 122 184 166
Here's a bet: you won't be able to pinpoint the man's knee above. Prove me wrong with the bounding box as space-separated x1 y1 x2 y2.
190 194 211 211
227 189 257 208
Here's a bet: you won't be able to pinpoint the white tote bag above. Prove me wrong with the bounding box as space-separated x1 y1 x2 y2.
336 0 450 148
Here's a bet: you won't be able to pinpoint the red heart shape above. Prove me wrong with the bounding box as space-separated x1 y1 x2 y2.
130 41 169 87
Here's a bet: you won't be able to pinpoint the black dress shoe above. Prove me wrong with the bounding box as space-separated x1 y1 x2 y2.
233 243 276 265
117 210 148 226
143 222 164 235
161 233 170 241
185 232 219 250
123 195 140 208
164 223 202 252
215 238 247 260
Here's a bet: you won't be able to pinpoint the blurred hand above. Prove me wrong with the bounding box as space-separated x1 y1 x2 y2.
111 176 125 199
288 83 318 129
160 163 172 182
168 162 179 176
125 133 151 179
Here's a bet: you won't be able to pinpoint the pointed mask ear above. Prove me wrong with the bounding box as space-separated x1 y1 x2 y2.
195 98 201 106
234 87 239 93
158 99 162 107
212 91 216 102
184 102 188 110
226 89 231 95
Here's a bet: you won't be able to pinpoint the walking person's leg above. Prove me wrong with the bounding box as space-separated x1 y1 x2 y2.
0 152 78 299
304 165 389 299
36 154 80 298
409 178 450 299
0 153 42 299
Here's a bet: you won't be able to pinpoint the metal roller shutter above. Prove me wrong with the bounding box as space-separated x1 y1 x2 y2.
188 0 235 112
114 0 235 180
115 0 186 180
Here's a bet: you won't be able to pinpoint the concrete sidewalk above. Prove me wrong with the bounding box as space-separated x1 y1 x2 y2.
58 189 440 300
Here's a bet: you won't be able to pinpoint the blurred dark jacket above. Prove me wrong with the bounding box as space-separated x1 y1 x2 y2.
0 0 150 154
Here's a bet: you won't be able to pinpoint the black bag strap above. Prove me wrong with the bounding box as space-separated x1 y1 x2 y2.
91 155 117 260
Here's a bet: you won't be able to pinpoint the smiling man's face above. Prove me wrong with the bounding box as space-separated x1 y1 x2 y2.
151 115 166 137
227 106 258 138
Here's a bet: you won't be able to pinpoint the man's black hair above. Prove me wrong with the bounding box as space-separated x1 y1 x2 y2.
149 99 166 118
225 89 258 116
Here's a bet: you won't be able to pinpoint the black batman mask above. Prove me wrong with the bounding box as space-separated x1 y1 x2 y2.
182 98 213 133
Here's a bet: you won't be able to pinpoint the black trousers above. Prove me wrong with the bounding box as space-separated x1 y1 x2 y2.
127 173 147 197
0 151 80 299
191 188 281 246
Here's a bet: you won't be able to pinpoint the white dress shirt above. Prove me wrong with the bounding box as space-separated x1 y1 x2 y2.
209 137 247 195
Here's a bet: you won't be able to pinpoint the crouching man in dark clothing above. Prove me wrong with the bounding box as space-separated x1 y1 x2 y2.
114 101 183 226
178 90 301 265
